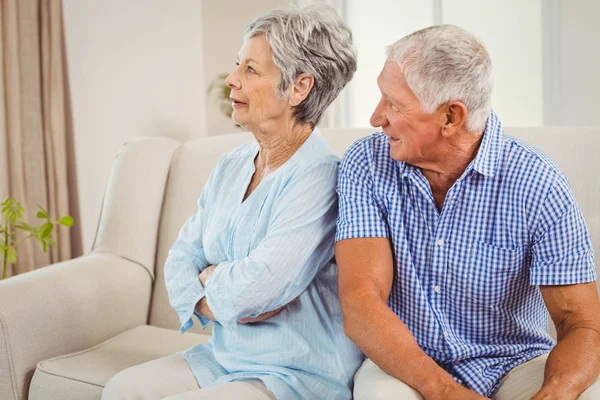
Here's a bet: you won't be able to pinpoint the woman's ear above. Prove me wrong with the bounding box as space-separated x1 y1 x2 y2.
289 73 315 106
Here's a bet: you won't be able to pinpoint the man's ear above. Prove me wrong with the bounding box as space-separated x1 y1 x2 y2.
440 101 468 137
289 73 315 106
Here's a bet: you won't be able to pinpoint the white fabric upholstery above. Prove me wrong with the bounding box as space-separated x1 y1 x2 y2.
0 127 597 400
92 137 181 279
0 254 151 400
29 325 209 400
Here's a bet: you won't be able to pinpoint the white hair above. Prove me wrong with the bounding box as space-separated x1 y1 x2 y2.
244 5 357 126
387 25 493 132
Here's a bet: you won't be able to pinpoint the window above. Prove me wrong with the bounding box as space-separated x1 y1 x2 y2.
343 0 544 127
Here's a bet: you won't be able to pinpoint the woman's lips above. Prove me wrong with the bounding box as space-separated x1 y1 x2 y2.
231 98 247 107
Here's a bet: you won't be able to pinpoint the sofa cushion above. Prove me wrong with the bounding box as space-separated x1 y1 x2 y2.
28 324 209 400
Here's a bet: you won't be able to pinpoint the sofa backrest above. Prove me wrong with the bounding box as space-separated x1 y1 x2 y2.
149 127 600 333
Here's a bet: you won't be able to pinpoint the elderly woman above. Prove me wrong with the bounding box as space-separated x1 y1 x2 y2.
102 5 361 400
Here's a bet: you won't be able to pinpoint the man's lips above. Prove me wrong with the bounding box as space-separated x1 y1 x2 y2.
385 133 400 142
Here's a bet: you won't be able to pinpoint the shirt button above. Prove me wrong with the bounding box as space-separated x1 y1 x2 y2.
434 285 441 293
436 239 445 246
453 360 461 365
264 241 272 248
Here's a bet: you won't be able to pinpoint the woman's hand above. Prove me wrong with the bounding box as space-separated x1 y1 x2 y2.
194 297 216 321
197 265 296 324
194 265 217 321
199 265 217 286
238 298 297 324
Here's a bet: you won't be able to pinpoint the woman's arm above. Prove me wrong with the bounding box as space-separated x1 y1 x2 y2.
202 162 339 327
164 167 216 332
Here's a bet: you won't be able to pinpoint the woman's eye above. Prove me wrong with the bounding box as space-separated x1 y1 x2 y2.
247 66 255 73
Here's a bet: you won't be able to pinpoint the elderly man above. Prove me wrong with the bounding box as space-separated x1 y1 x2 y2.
336 25 600 400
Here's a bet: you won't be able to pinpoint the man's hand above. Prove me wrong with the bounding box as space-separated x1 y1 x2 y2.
530 385 577 400
237 298 297 324
433 384 490 400
536 282 600 399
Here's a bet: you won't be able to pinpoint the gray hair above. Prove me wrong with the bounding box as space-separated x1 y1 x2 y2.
244 5 357 126
387 25 493 132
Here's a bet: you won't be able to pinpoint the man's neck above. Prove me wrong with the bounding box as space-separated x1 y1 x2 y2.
419 130 484 211
420 130 484 184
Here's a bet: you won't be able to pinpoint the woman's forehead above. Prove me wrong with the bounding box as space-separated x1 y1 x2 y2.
238 36 273 65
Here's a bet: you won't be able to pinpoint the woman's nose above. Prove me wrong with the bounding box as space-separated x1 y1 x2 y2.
225 71 240 90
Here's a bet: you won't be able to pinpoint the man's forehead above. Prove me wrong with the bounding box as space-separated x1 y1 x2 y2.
379 62 404 91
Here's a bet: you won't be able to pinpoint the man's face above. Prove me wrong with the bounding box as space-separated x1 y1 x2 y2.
370 60 443 164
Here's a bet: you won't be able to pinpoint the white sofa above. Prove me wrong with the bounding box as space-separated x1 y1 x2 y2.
0 127 598 400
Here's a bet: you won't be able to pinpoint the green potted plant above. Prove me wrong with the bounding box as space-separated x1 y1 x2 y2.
0 197 73 280
207 72 234 119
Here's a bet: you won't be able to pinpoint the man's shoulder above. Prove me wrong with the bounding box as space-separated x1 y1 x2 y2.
498 135 575 210
501 135 566 184
504 135 561 172
342 132 395 169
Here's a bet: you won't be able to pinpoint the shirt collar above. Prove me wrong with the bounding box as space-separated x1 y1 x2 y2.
471 110 503 178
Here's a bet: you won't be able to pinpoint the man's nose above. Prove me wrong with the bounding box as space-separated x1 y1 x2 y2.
370 98 387 128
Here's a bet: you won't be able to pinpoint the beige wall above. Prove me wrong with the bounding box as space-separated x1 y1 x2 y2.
63 0 207 252
560 0 600 126
202 0 292 136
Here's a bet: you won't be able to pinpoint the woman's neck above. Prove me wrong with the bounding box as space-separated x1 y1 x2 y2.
252 122 314 176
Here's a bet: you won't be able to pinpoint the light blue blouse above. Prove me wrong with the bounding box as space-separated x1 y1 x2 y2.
164 130 363 400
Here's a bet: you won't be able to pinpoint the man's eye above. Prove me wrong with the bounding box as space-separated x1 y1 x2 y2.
247 66 255 73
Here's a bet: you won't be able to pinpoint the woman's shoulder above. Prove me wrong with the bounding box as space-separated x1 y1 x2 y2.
212 140 258 171
291 130 340 171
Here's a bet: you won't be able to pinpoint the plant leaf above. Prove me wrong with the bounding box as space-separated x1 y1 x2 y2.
34 237 46 252
39 222 54 240
57 216 74 227
6 245 17 264
15 222 33 232
2 198 25 224
36 205 49 219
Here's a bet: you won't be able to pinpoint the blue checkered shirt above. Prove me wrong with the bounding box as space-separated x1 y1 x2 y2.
335 112 596 396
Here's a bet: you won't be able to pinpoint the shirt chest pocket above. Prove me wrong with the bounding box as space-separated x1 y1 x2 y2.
463 241 526 307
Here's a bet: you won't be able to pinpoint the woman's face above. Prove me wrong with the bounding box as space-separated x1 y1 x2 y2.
225 36 290 131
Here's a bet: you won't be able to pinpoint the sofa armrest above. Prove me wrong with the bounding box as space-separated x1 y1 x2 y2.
0 253 152 400
91 137 181 279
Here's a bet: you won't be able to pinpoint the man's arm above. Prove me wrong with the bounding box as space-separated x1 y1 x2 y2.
336 238 487 400
533 282 600 399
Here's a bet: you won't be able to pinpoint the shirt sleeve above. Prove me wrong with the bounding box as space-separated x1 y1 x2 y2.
336 139 390 241
529 174 596 286
203 162 339 328
164 166 216 333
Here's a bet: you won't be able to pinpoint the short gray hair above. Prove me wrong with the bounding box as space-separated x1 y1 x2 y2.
245 5 357 126
387 25 493 132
